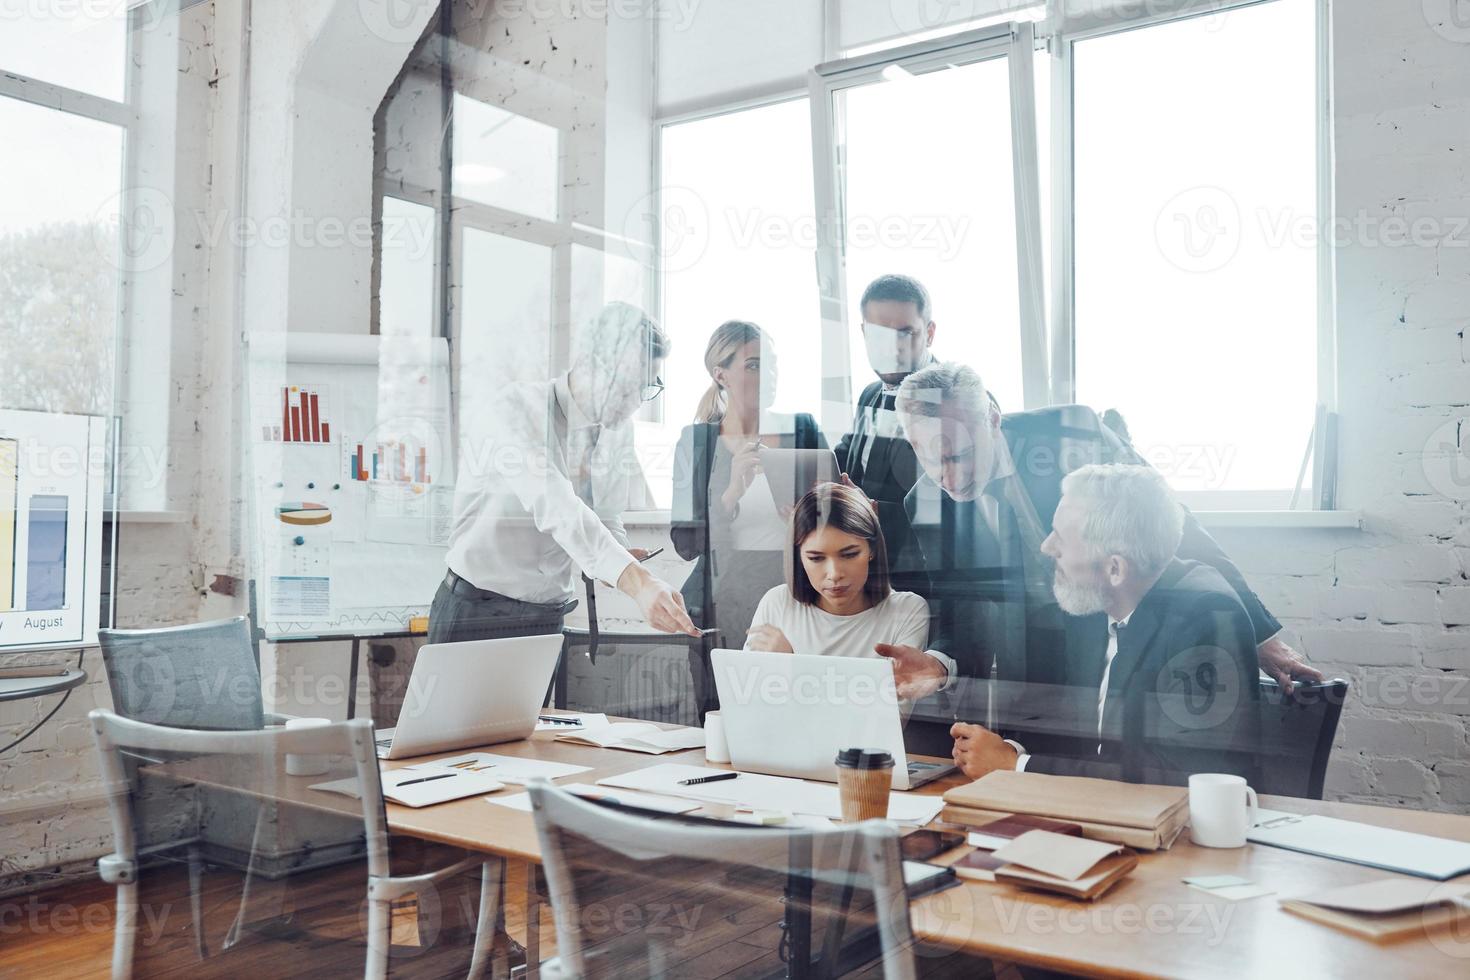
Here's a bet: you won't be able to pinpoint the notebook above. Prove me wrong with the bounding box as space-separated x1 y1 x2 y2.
1280 878 1470 941
987 830 1138 901
311 766 504 808
555 723 706 754
1249 808 1470 880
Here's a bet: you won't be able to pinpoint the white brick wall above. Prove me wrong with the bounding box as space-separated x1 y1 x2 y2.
6 0 1470 897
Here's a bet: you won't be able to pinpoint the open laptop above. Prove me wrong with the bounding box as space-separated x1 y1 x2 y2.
710 649 957 790
374 634 563 760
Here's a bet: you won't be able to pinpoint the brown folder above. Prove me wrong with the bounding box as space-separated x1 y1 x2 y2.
1280 878 1470 942
944 771 1188 829
941 770 1189 851
943 804 1186 851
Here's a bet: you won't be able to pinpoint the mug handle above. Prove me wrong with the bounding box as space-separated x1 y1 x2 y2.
1244 786 1259 830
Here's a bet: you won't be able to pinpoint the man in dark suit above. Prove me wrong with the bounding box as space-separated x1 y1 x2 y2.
834 274 939 572
948 464 1262 785
869 364 1320 755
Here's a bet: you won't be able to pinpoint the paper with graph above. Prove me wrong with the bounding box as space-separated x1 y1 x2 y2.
245 333 453 638
0 409 108 650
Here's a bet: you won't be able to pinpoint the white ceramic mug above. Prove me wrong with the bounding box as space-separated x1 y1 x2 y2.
704 710 730 764
284 717 332 776
1189 773 1259 848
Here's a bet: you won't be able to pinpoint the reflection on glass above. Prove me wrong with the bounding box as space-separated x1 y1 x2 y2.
458 228 552 457
0 5 127 101
659 98 820 428
0 95 123 416
1073 0 1316 499
451 94 560 221
379 196 437 336
838 56 1024 413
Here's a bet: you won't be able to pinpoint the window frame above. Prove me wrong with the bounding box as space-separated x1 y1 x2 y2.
1049 0 1336 510
807 22 1049 426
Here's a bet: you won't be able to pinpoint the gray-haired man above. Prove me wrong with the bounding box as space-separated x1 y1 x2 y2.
950 464 1262 784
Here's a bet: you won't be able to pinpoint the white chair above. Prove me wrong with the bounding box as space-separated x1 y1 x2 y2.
90 709 502 980
526 780 918 979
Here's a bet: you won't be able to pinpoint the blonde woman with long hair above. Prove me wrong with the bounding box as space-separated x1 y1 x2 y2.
670 322 826 707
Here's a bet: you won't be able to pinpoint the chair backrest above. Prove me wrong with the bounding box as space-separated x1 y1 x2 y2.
99 616 264 730
528 781 917 980
88 710 398 976
1253 679 1349 799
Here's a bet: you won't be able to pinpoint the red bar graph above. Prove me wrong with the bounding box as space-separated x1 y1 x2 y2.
268 386 332 444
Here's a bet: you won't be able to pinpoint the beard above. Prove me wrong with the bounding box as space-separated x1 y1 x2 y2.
1052 570 1109 616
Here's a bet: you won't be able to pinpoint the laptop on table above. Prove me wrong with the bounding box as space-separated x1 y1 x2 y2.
374 634 563 759
710 648 957 790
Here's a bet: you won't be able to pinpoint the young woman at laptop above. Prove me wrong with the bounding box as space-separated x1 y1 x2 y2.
745 483 954 690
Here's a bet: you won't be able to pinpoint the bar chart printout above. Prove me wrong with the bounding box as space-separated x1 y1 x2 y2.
0 438 16 612
262 385 332 444
25 494 68 610
349 441 431 485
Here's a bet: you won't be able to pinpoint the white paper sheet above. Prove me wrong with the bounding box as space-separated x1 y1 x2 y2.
596 764 945 824
404 752 591 784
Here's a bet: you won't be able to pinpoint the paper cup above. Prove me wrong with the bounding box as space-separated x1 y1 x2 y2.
285 717 332 776
835 748 893 822
704 711 731 764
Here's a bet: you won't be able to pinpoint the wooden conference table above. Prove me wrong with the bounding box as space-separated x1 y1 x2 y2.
378 717 1470 979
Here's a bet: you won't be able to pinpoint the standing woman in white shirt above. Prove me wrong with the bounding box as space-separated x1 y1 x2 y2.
746 484 948 685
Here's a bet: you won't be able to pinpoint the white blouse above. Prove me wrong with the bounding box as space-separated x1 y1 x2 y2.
745 585 930 660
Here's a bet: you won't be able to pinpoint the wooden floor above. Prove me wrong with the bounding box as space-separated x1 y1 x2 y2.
1 855 1001 979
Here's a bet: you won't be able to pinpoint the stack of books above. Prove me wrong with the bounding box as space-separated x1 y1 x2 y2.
941 770 1189 851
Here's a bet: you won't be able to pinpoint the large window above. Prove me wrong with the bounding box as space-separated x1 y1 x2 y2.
656 0 1326 513
653 98 821 506
1070 0 1319 505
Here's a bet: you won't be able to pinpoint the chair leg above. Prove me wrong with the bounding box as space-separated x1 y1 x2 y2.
466 859 502 980
364 895 390 980
186 843 208 960
112 881 138 980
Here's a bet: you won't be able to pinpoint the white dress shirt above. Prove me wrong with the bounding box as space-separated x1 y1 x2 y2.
445 373 637 605
746 585 955 679
1012 612 1131 771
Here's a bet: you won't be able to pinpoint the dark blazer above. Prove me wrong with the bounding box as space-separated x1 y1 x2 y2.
670 414 824 621
899 404 1280 757
1020 559 1263 786
835 380 922 572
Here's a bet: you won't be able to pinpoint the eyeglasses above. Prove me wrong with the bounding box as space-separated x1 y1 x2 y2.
640 376 664 402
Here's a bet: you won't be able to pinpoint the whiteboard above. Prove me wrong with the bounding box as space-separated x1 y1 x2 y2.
0 409 108 651
245 333 453 639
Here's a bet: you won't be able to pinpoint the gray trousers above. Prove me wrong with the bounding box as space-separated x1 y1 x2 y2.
427 572 576 645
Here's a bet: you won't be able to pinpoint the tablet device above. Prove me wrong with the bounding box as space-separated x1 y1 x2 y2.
758 446 839 511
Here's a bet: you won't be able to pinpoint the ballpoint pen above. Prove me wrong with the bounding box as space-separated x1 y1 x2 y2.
395 772 457 787
538 715 582 725
678 772 738 786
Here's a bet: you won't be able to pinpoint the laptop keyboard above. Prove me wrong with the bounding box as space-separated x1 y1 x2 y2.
374 728 395 757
